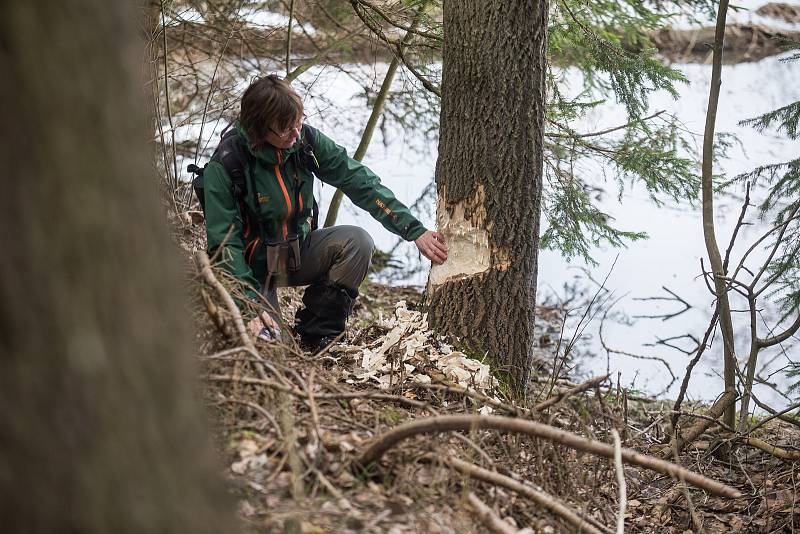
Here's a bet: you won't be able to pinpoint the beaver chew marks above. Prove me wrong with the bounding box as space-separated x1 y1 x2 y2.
429 187 491 286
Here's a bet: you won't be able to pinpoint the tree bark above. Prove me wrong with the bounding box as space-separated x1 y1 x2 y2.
0 2 235 532
700 0 737 429
429 1 548 395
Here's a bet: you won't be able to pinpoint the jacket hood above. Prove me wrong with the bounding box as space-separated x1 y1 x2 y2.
234 120 301 165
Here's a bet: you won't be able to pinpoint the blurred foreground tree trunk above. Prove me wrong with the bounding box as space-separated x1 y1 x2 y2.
0 2 235 532
428 0 549 396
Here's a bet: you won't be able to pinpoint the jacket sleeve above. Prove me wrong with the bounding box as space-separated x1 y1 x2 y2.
203 160 262 302
310 127 427 241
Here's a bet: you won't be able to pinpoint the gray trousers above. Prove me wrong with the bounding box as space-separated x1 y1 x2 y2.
264 225 374 321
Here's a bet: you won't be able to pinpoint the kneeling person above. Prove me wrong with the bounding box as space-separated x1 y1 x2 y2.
202 75 448 350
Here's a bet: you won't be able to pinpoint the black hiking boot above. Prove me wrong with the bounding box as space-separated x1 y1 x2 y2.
295 280 357 352
298 334 339 354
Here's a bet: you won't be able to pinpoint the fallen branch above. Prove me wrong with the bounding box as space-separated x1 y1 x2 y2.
467 493 520 534
200 287 227 335
357 415 741 498
415 383 521 416
204 374 433 410
442 457 608 534
661 390 737 458
195 250 253 350
742 437 800 460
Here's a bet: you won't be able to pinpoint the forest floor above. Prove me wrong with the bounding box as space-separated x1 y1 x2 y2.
172 213 800 533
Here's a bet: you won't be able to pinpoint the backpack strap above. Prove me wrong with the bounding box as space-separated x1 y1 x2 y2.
298 124 321 230
213 130 261 236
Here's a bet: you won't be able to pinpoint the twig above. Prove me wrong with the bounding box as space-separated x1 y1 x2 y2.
285 31 357 82
441 457 609 534
202 346 291 387
205 374 294 393
599 299 676 386
285 0 295 76
529 377 659 404
349 0 441 97
467 493 519 534
534 374 609 412
306 369 321 445
758 312 800 348
661 390 737 458
357 415 741 497
195 250 253 351
748 401 800 434
670 441 707 533
671 310 719 430
547 110 667 139
632 286 692 321
414 382 522 416
452 434 495 466
612 430 626 534
160 0 179 195
204 374 433 411
200 287 227 335
722 182 751 273
216 398 283 440
747 390 800 430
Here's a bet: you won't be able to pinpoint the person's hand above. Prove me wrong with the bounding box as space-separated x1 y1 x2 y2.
247 311 281 341
415 230 448 265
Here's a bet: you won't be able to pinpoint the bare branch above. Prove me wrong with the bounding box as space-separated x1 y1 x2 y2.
741 437 800 460
467 493 520 534
758 312 800 348
195 250 254 351
612 430 626 534
632 286 692 321
357 415 741 497
442 457 609 534
661 390 737 457
546 110 667 139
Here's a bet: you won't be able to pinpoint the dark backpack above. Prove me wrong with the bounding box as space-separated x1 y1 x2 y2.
188 124 320 229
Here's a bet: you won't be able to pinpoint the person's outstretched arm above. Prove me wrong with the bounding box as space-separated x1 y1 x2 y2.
308 126 448 264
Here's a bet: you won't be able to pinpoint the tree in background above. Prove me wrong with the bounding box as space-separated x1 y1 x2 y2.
427 0 549 395
0 1 235 531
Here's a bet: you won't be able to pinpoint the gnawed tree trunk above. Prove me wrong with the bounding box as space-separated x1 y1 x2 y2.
429 1 549 395
0 2 235 532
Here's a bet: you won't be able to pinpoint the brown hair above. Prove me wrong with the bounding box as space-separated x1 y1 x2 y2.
239 75 303 146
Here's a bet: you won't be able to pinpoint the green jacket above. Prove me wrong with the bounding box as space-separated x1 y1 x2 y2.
204 121 426 298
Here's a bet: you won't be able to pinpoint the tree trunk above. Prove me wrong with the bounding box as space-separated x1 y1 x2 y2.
0 2 235 533
429 1 549 396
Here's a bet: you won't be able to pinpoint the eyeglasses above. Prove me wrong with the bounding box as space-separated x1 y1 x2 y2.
270 114 306 138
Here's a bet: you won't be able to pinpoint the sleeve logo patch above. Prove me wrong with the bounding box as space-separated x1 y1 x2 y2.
375 198 398 219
